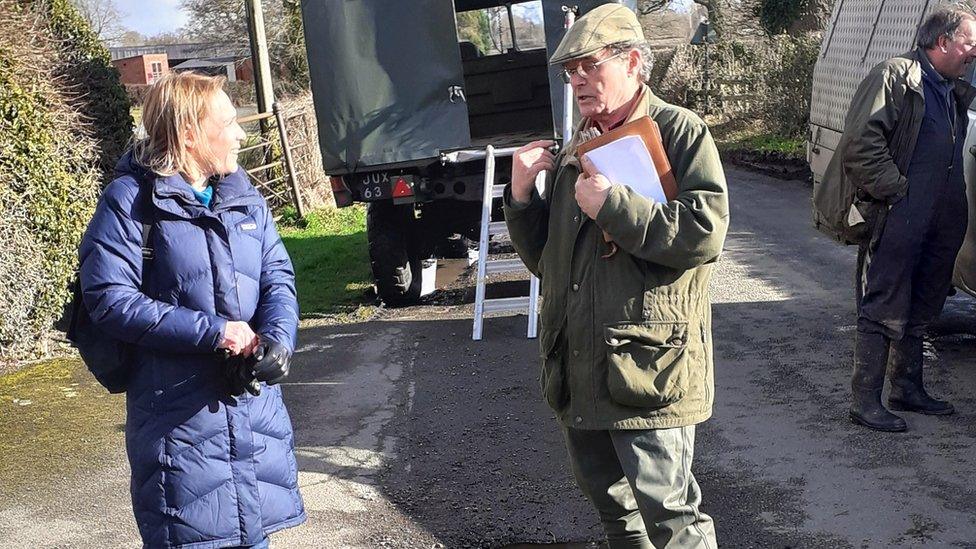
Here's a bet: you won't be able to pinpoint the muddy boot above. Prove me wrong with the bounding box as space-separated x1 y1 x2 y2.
887 335 954 415
850 330 907 432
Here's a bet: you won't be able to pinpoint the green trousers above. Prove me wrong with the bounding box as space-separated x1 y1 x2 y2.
563 426 717 549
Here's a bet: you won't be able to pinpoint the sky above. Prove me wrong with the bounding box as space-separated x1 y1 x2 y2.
116 0 187 36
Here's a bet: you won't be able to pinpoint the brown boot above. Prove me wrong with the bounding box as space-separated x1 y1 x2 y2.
850 330 907 432
887 335 954 415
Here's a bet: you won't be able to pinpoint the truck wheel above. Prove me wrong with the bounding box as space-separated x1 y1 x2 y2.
367 202 423 306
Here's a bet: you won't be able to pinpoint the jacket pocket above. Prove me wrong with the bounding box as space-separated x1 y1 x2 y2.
604 321 690 408
846 196 883 245
540 347 569 411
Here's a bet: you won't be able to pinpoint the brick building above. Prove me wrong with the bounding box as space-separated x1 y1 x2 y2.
112 53 170 85
110 44 251 85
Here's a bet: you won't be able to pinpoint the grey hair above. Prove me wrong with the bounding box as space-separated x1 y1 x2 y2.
608 40 655 82
917 4 976 49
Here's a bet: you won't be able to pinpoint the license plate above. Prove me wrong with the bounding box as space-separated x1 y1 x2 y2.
356 172 392 201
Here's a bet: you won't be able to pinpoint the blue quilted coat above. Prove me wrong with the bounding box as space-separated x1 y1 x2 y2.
79 154 306 548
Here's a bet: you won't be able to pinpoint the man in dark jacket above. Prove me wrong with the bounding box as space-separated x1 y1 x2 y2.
828 6 976 432
505 5 727 547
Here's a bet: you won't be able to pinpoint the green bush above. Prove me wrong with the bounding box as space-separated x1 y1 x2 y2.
756 0 809 35
658 34 821 138
41 0 132 176
0 0 125 360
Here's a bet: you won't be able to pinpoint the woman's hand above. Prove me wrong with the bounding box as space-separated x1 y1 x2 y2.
220 321 259 357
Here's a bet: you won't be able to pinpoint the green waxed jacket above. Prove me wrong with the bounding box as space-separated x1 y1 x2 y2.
504 86 729 430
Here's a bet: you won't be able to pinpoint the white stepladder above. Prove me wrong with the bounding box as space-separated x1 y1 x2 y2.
465 4 578 341
470 145 544 341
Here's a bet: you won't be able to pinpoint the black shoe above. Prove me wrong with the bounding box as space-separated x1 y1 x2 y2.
887 335 954 416
850 330 907 432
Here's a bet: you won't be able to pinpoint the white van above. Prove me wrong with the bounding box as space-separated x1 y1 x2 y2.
807 0 976 295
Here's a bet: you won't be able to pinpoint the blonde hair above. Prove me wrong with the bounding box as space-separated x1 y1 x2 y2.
132 71 228 177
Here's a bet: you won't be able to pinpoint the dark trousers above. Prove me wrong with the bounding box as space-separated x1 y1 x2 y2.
856 182 966 340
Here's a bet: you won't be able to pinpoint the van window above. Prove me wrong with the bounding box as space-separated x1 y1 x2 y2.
456 1 545 57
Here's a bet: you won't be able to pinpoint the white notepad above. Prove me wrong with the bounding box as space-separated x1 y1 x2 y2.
582 134 666 203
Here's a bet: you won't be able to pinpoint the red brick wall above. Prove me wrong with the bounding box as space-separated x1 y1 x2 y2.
236 57 254 82
142 54 170 85
112 54 170 85
113 56 147 85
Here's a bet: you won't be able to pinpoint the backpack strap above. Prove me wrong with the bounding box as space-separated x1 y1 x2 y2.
139 178 155 291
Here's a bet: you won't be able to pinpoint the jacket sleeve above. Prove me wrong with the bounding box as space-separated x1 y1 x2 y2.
503 181 549 278
79 180 227 353
594 117 729 270
252 204 299 354
842 66 908 201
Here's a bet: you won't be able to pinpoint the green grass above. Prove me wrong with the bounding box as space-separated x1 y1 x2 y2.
708 118 806 160
279 206 375 317
733 133 805 156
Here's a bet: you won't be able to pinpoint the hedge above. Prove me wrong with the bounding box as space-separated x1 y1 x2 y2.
0 0 130 360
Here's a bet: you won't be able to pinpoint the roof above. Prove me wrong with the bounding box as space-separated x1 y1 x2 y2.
170 58 237 70
109 43 247 61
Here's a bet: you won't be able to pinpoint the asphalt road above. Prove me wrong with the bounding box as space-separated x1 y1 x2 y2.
3 167 976 548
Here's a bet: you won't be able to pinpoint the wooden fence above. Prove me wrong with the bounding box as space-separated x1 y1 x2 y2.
237 104 312 218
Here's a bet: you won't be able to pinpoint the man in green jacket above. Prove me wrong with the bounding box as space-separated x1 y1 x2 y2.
504 5 728 548
816 6 976 432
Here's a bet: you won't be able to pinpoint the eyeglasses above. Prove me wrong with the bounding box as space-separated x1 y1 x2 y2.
560 52 626 83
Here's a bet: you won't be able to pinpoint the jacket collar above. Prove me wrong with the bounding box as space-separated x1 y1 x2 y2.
917 48 948 87
905 49 925 93
152 168 263 219
905 49 976 109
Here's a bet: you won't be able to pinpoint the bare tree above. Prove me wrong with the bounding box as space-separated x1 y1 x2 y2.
181 0 282 54
143 31 191 46
181 0 308 92
119 30 145 46
70 0 127 45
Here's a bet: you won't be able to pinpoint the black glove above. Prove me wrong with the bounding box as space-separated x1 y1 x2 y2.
252 340 290 385
222 349 261 397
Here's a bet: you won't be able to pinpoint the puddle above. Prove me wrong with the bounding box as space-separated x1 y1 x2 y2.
435 258 473 287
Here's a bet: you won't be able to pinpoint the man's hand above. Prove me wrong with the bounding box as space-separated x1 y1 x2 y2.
575 155 613 219
220 321 259 357
511 140 556 203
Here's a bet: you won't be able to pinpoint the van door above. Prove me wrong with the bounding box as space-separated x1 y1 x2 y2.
301 0 471 174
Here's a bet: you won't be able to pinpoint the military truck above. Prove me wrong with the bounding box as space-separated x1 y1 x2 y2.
300 0 703 305
808 0 976 295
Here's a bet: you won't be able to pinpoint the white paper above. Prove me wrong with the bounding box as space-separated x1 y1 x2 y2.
582 134 666 202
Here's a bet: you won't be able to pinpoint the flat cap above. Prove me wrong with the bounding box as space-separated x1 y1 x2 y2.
549 3 645 65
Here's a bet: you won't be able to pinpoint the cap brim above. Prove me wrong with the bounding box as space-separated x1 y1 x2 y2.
548 44 606 66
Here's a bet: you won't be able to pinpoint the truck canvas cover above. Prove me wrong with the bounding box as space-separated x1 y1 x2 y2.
301 0 471 175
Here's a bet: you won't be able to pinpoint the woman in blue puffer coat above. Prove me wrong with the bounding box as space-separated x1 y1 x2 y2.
78 72 305 548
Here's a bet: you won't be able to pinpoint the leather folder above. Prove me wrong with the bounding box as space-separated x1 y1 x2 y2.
576 116 678 201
